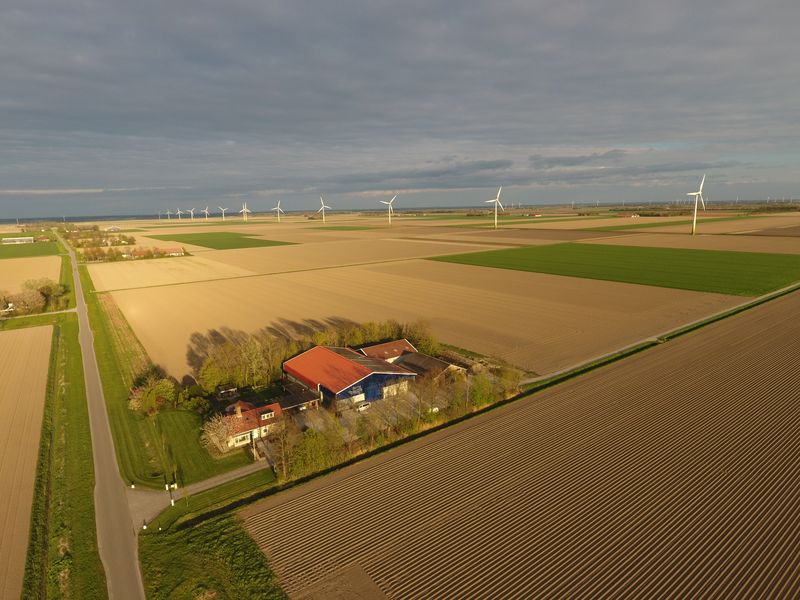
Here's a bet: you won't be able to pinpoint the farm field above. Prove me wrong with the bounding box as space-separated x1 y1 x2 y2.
0 240 60 259
87 254 257 291
243 290 800 599
149 231 295 250
432 243 800 296
0 255 62 293
89 237 498 291
576 231 800 254
621 212 800 235
0 326 53 600
110 259 742 378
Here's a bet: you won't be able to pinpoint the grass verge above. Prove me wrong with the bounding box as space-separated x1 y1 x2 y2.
430 242 800 296
139 513 285 600
148 232 294 250
21 314 107 598
79 266 251 487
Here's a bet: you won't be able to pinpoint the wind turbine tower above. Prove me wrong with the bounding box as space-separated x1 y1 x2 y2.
318 195 331 223
239 202 252 222
485 187 504 230
271 200 285 223
176 208 184 220
686 174 707 235
202 206 210 220
219 206 228 220
188 208 195 221
380 195 397 225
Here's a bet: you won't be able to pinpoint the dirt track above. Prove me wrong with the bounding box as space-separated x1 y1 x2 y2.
0 326 52 600
243 291 800 599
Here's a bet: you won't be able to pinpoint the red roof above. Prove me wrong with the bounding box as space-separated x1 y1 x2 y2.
284 346 415 394
359 339 417 361
229 402 282 435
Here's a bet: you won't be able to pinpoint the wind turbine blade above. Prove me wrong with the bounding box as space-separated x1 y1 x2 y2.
317 206 324 213
380 200 389 205
700 194 706 211
699 174 706 194
485 199 495 204
497 199 504 211
497 186 502 199
390 195 397 204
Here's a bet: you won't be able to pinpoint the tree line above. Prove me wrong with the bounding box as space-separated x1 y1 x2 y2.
0 278 68 315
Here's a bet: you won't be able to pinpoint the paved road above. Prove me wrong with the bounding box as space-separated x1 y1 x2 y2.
127 459 270 526
60 235 146 600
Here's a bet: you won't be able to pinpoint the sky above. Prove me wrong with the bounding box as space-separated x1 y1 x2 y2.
1 0 799 217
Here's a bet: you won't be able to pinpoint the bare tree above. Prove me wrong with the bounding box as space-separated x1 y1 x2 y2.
201 414 237 454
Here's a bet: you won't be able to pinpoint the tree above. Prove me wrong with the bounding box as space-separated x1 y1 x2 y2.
290 428 335 479
469 373 495 408
8 289 45 315
497 366 522 398
268 413 301 482
201 414 237 454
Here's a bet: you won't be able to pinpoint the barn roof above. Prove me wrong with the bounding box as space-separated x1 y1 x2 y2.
284 346 415 394
394 352 462 379
359 339 417 361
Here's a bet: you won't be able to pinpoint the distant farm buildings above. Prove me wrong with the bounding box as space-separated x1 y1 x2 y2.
1 236 34 245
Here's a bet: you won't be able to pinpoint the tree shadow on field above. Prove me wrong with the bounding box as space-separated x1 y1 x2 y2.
185 315 361 375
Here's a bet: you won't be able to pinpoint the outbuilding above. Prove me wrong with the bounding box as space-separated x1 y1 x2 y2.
283 346 416 405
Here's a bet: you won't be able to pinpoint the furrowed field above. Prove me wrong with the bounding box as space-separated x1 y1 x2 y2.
431 243 800 296
0 326 52 600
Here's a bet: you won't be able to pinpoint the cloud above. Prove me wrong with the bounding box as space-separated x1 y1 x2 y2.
0 0 797 214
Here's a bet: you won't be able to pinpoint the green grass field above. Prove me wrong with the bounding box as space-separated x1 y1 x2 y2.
0 240 60 259
19 314 107 598
148 232 294 250
139 513 285 600
430 243 800 296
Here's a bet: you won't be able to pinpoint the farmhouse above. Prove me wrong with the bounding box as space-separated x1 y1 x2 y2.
358 339 417 363
225 401 282 450
1 237 34 245
283 346 416 405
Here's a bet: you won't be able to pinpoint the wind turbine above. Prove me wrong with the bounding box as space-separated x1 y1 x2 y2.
158 210 162 221
239 201 252 222
687 174 707 235
176 208 184 220
380 195 397 225
271 200 285 223
219 206 228 220
318 195 331 223
485 187 504 230
202 206 210 220
165 209 172 220
188 208 195 220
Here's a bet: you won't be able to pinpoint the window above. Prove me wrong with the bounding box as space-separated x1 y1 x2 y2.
234 434 250 445
260 411 274 421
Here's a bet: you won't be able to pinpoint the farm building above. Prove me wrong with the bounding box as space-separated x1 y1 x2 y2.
358 339 417 363
283 346 416 405
394 351 466 382
225 401 282 450
1 237 34 245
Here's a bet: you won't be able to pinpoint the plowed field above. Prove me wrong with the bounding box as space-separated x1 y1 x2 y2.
243 291 800 599
0 326 53 600
112 260 742 377
0 256 61 293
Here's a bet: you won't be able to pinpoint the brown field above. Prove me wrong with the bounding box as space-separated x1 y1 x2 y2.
0 326 53 600
513 215 694 229
630 213 800 235
87 254 257 291
0 256 62 294
90 237 503 292
111 260 742 378
576 231 800 254
243 291 800 599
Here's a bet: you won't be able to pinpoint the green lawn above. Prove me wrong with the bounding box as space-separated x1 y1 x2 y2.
0 240 60 258
139 513 285 600
451 215 618 228
20 314 107 598
79 266 252 487
148 232 294 250
157 411 251 485
430 243 800 296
